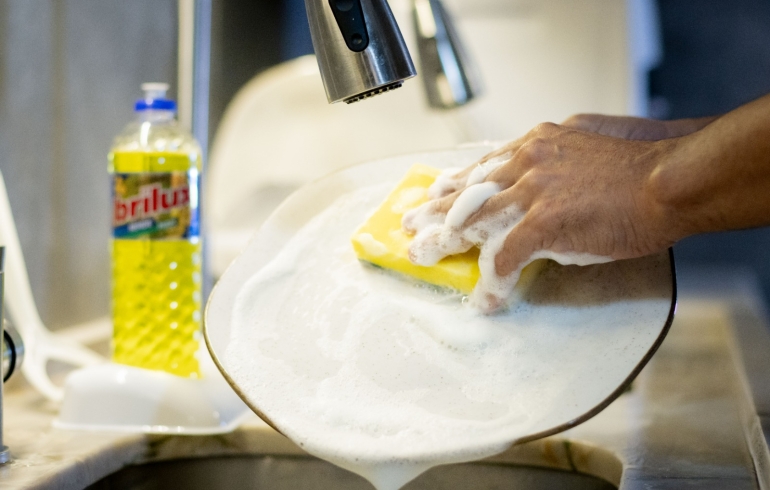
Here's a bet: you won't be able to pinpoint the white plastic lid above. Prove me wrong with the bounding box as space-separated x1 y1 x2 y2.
141 82 170 100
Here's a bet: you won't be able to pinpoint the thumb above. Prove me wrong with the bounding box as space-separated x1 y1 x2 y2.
470 221 540 313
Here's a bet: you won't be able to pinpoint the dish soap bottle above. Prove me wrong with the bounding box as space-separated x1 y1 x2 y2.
109 83 203 378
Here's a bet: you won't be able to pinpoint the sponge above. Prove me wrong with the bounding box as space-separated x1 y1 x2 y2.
351 164 480 293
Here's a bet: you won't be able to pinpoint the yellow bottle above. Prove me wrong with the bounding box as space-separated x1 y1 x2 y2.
108 83 202 378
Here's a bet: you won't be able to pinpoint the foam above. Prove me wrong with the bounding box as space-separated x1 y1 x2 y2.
427 167 463 199
465 153 509 186
408 178 612 311
355 232 388 257
226 184 668 489
444 182 501 228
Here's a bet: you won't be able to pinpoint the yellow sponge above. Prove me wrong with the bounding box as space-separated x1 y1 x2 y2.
351 164 480 293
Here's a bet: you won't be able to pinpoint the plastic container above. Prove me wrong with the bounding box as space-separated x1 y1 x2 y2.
108 83 203 378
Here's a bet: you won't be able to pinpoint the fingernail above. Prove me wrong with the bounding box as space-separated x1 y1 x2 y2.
470 292 504 314
401 211 416 233
408 234 444 266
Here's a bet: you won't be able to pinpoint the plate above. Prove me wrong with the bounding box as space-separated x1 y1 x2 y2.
204 144 676 444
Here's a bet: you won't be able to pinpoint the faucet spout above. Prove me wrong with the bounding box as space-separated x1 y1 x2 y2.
413 0 482 109
305 0 417 104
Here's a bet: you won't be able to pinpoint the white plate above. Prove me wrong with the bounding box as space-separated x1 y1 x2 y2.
204 144 676 443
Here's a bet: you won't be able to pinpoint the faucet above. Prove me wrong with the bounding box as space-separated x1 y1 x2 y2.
304 0 480 107
412 0 482 109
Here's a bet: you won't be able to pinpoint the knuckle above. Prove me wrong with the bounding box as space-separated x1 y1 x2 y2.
526 169 551 190
518 138 550 164
532 121 559 135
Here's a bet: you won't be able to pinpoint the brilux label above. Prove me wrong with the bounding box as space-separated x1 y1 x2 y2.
112 172 199 239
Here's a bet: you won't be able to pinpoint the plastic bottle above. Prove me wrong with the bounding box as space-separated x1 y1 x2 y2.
108 83 202 378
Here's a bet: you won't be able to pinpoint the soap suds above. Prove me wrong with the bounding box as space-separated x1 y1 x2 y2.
426 152 509 199
391 187 427 214
427 167 463 199
465 153 510 186
226 184 670 490
355 232 388 257
444 182 501 228
408 176 612 311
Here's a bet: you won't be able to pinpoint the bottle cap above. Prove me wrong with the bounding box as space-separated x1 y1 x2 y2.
135 83 177 111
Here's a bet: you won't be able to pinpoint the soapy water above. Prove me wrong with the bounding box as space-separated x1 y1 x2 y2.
226 184 670 490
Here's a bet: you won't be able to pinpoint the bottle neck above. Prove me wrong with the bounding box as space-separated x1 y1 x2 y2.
135 109 176 124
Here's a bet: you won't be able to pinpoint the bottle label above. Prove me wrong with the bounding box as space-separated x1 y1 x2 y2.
112 172 199 239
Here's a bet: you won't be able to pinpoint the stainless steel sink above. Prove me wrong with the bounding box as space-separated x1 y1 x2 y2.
85 455 617 490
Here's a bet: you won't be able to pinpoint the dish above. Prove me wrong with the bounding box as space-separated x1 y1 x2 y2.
204 144 676 485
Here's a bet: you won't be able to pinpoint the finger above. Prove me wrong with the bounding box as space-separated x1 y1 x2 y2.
453 174 537 237
406 181 500 264
444 182 501 228
477 141 521 165
494 222 542 278
465 152 512 187
561 114 666 140
470 217 540 313
407 224 474 266
561 113 604 132
402 189 463 234
406 180 503 265
408 178 531 268
428 167 471 199
429 142 521 199
480 137 554 193
473 122 564 186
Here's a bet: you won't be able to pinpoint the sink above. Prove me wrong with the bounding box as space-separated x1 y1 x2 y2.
85 455 617 490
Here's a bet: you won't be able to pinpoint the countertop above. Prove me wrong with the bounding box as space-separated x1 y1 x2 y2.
2 267 770 489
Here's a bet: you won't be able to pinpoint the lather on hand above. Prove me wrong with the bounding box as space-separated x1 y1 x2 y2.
402 94 770 313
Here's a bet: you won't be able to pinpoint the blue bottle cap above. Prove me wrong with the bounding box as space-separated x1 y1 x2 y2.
135 83 177 112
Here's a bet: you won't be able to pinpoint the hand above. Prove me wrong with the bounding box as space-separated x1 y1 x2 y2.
402 122 681 313
561 113 716 140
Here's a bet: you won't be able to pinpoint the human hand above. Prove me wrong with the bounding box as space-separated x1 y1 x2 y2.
402 123 681 313
561 113 716 141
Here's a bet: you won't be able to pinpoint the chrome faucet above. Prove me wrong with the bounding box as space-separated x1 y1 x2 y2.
304 0 480 107
412 0 482 109
305 0 417 104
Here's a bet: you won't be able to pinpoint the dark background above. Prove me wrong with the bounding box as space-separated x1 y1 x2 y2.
648 0 770 303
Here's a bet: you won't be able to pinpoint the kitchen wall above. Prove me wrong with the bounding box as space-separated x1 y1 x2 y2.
0 0 178 328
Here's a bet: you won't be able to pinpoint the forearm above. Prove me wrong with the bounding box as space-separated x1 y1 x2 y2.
650 93 770 237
